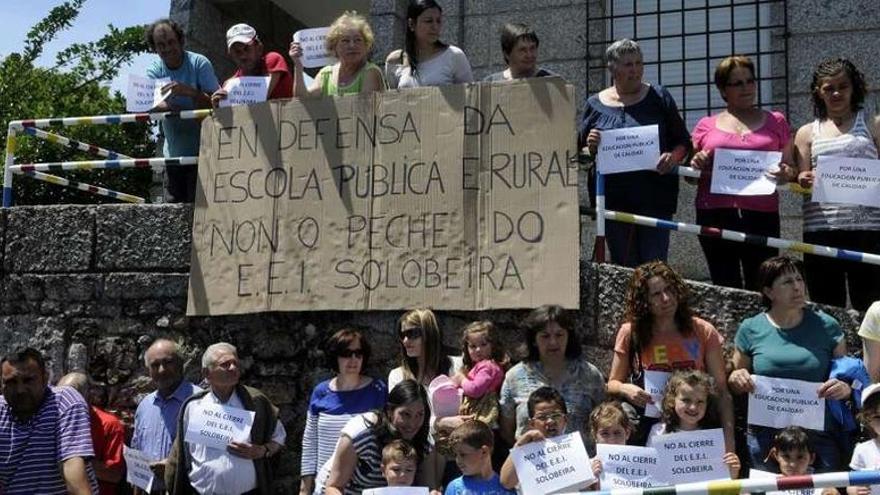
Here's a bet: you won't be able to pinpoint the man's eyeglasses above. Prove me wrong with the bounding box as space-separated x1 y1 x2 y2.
338 349 364 359
726 78 756 88
399 328 423 341
531 412 565 423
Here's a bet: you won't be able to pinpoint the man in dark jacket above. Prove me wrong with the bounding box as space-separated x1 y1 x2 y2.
165 342 285 494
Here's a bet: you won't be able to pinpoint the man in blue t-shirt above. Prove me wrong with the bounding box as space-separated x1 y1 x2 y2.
144 19 219 203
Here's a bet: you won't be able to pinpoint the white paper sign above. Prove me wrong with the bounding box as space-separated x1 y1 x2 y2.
123 446 155 492
293 27 337 68
710 148 781 196
650 428 728 484
184 403 256 450
748 375 825 430
363 488 430 495
512 433 594 494
596 444 662 489
126 75 170 112
597 125 661 175
813 155 880 208
749 469 824 495
219 76 271 108
644 370 671 418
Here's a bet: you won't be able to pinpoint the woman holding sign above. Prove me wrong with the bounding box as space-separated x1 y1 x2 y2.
580 38 690 267
792 58 880 311
385 0 474 89
729 256 849 472
690 55 795 291
322 379 440 494
606 261 735 449
290 12 386 97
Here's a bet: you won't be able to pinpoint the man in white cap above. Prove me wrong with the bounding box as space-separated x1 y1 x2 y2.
211 23 293 107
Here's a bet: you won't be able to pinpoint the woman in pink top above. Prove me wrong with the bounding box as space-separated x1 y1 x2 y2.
690 56 796 290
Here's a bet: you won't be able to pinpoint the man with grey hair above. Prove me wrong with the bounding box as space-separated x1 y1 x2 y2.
165 342 285 494
131 338 202 494
58 372 125 494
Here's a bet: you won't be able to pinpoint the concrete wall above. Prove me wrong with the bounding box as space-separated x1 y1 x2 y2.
0 203 868 491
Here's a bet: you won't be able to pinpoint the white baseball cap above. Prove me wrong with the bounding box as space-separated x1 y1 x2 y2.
861 382 880 408
226 23 257 48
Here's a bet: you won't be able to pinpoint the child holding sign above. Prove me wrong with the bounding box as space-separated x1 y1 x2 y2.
589 401 634 486
381 440 419 488
499 387 568 490
648 370 740 478
848 384 880 495
445 420 514 495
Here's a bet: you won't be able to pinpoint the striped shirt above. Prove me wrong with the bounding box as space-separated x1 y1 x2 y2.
804 110 880 232
0 386 99 494
301 378 386 476
339 413 386 495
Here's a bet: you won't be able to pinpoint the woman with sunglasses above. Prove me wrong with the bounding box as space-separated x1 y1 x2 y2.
300 328 387 495
499 305 605 450
690 55 795 290
389 309 461 390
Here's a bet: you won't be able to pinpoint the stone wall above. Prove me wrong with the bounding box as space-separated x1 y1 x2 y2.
0 204 867 492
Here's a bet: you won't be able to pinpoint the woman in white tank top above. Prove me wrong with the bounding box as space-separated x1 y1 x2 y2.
792 58 880 311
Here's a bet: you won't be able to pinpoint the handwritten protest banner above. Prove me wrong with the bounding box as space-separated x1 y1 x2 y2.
596 444 661 489
512 432 594 494
126 75 170 112
123 446 155 492
184 403 255 449
710 148 780 196
219 76 270 108
750 469 824 495
813 156 880 208
293 27 336 68
363 488 429 495
650 428 727 484
187 79 579 314
596 125 660 174
748 375 824 430
643 370 670 418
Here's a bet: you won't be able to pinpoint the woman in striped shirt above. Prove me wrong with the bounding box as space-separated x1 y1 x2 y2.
793 58 880 311
300 328 387 495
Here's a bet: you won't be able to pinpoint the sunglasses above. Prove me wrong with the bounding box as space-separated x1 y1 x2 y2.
726 78 756 88
338 348 364 359
531 412 565 423
399 328 423 341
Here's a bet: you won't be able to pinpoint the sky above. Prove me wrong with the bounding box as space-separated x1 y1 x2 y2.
0 0 171 94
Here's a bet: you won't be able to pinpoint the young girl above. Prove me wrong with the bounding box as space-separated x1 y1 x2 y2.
848 384 880 495
649 369 740 478
590 400 634 484
451 321 508 425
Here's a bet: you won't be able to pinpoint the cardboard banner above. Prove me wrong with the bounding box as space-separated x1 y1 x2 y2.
123 446 155 491
187 79 580 314
596 125 660 174
184 403 256 449
748 375 825 430
710 148 781 196
293 27 336 68
649 428 728 484
219 76 270 108
596 444 661 489
512 433 594 494
643 370 671 419
749 469 824 495
363 488 430 495
813 156 880 208
126 75 170 112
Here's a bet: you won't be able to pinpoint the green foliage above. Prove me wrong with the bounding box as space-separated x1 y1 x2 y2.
0 0 157 205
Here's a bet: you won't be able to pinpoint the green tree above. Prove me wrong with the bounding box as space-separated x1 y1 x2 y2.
0 0 156 205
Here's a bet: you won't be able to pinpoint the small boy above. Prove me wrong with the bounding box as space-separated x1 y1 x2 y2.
444 419 514 495
499 386 569 490
751 426 836 495
380 439 419 487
